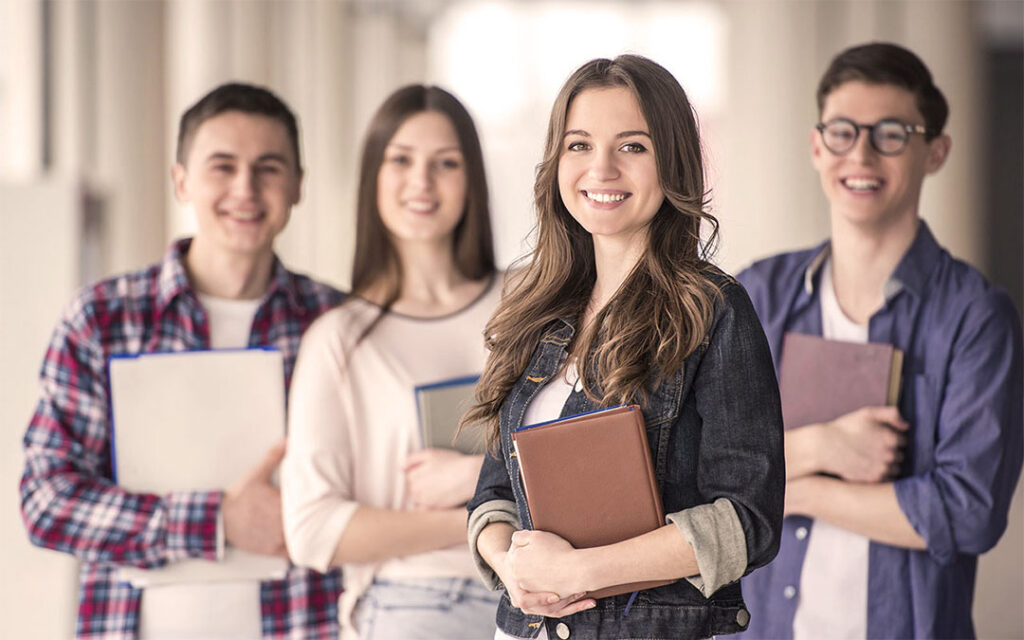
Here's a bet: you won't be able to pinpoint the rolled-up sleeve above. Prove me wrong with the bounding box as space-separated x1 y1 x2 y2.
893 289 1023 565
466 440 520 589
667 497 747 596
467 499 520 589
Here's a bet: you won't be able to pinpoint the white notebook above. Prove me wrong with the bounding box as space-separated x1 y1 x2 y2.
109 348 289 586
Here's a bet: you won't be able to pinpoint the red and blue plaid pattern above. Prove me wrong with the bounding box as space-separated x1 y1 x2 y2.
20 238 344 639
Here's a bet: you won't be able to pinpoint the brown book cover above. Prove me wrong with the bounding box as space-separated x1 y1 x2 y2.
512 404 674 599
778 332 904 430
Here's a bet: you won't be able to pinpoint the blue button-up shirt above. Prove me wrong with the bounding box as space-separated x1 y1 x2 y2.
735 221 1023 639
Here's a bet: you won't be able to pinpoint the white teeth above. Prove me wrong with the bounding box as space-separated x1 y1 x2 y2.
843 177 881 191
227 211 261 221
585 191 627 204
406 200 436 212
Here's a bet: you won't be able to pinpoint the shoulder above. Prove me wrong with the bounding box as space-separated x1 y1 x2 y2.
57 262 162 344
735 246 821 294
734 245 825 326
282 269 346 317
927 254 1021 342
701 266 761 331
300 298 378 353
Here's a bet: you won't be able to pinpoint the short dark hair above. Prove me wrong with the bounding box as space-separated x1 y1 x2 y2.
817 42 949 139
176 82 302 170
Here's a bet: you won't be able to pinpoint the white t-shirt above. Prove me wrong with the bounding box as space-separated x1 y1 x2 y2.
282 279 503 640
792 258 870 640
521 357 579 428
138 294 262 640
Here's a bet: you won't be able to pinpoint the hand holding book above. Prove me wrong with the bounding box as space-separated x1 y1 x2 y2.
512 404 675 598
779 333 909 484
403 448 483 509
508 529 586 596
222 440 289 558
476 522 596 619
814 406 909 482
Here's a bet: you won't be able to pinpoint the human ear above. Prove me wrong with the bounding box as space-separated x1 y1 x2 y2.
291 169 304 206
810 127 825 172
171 164 190 203
925 134 951 174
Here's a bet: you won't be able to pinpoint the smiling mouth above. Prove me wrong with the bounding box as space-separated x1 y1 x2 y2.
404 200 438 213
583 190 629 204
841 177 883 192
223 210 265 222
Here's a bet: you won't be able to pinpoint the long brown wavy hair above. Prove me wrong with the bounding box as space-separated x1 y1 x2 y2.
462 55 720 448
348 85 495 338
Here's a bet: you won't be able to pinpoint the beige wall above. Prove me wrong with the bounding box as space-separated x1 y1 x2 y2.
2 0 1020 637
1 181 85 638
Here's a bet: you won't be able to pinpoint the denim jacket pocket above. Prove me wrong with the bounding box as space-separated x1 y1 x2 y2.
638 370 684 480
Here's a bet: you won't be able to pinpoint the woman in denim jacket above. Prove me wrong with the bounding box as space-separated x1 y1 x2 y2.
463 55 785 640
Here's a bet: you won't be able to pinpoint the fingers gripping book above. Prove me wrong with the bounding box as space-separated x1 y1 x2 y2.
511 404 675 599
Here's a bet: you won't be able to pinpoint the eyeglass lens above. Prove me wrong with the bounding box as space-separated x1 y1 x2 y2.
820 119 910 155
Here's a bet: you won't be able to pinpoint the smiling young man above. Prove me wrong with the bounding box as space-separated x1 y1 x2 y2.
20 83 344 639
736 43 1022 639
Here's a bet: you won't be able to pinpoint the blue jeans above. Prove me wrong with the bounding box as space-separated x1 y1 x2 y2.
353 577 501 640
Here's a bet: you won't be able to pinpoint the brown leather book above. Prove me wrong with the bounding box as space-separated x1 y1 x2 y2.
778 332 904 430
512 404 675 599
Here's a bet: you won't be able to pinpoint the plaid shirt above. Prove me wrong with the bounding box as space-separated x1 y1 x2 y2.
20 238 345 639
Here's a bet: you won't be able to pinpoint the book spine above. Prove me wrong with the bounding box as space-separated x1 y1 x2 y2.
887 348 905 406
630 408 664 521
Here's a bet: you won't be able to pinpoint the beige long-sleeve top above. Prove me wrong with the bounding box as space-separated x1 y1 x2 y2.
281 279 501 638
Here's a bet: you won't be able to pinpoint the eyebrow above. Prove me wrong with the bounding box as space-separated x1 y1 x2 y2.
204 152 290 165
563 129 651 139
384 143 463 154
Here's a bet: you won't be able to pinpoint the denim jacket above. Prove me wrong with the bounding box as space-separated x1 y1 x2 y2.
468 275 785 640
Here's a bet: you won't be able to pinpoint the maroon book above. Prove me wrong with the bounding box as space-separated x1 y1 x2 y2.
512 405 674 598
778 332 903 430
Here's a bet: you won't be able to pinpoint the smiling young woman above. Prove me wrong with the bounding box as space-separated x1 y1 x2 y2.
280 85 503 640
463 55 785 640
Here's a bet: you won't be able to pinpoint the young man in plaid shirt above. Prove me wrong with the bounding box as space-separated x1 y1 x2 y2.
20 83 344 639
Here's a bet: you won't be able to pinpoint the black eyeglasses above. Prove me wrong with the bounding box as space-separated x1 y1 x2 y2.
815 118 930 156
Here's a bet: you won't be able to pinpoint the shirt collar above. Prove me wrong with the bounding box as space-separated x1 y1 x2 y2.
549 316 579 341
801 220 941 303
889 219 942 298
155 237 301 315
156 238 196 313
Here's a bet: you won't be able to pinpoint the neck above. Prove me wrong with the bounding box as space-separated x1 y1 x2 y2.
828 211 919 324
587 230 646 321
185 237 275 300
367 238 485 317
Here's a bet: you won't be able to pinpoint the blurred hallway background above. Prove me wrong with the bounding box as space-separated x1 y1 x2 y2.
1 1 1020 637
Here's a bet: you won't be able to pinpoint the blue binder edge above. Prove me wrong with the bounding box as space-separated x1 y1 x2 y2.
412 374 481 449
514 404 631 433
106 347 283 484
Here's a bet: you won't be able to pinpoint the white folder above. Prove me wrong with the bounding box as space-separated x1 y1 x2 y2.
109 348 289 586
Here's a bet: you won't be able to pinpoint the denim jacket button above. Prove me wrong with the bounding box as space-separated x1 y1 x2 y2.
783 585 797 599
795 526 808 540
555 622 570 639
736 608 750 627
